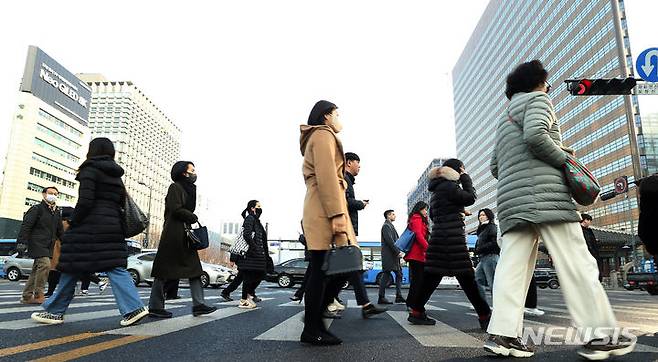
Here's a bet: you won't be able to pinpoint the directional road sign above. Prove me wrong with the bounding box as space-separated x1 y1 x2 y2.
636 47 658 82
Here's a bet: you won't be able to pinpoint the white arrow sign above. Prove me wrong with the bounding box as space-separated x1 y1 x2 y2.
641 50 658 76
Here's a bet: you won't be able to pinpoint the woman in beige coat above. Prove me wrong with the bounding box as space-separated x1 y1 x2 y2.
299 100 356 346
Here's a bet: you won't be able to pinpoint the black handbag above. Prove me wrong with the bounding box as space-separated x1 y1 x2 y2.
122 191 149 238
322 236 363 276
186 222 209 251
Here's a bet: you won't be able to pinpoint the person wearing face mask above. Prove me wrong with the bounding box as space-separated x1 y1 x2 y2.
18 186 64 304
148 161 217 318
299 100 357 346
235 200 272 309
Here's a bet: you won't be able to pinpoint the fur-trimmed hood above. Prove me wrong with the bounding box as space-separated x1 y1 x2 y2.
428 166 460 182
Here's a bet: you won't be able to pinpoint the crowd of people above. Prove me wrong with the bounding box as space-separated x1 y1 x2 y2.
13 59 658 360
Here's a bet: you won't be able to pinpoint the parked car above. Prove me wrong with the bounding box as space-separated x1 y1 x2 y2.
126 251 230 288
626 258 657 296
266 258 308 288
2 254 34 282
535 268 559 289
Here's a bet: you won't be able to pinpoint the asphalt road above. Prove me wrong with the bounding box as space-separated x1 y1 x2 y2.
0 279 657 361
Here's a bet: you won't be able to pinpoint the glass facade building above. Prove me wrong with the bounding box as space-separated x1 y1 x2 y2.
452 0 653 233
407 158 449 214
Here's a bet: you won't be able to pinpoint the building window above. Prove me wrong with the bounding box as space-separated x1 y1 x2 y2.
29 167 76 189
25 198 40 207
31 153 77 176
34 138 80 163
38 109 83 138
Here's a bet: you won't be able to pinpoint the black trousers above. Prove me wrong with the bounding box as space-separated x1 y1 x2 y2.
406 261 425 308
46 270 61 295
223 271 244 295
304 251 348 333
241 271 265 299
164 279 180 299
80 273 101 290
413 272 491 317
348 271 370 306
379 270 403 299
525 276 537 308
294 267 312 299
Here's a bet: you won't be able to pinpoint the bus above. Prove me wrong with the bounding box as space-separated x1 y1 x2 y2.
358 235 478 288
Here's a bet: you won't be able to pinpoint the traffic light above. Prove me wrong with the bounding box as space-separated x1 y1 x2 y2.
565 77 637 96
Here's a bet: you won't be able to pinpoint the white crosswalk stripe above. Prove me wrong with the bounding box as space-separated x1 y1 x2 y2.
105 307 254 336
1 302 114 314
388 311 481 348
255 311 333 341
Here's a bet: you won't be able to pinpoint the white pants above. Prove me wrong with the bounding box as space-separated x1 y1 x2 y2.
487 222 617 339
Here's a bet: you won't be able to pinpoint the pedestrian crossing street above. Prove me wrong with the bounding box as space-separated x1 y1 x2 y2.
0 286 657 360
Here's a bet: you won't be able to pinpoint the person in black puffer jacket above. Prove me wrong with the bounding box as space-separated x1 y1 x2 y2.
32 138 148 327
235 200 272 309
408 158 491 330
474 208 500 302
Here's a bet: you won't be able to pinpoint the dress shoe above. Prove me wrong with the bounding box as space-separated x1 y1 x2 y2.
300 330 342 346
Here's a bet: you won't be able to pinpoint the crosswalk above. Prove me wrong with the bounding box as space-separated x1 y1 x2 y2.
0 286 657 360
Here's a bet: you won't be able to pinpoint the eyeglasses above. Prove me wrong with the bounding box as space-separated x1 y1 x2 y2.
545 81 552 93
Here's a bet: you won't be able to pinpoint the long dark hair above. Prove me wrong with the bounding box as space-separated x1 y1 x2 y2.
86 137 115 159
241 200 259 219
478 208 496 225
408 201 429 225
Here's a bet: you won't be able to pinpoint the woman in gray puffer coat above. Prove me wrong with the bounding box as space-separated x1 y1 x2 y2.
484 60 631 360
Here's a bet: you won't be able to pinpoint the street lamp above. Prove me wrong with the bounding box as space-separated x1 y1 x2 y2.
138 181 153 249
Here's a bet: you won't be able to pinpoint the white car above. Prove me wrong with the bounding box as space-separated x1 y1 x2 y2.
126 251 230 288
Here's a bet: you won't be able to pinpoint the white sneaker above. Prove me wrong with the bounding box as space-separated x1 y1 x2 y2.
31 312 64 325
98 279 109 294
327 299 345 312
80 290 89 296
524 308 545 316
238 299 256 309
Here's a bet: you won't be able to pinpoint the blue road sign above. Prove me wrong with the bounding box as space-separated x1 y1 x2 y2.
636 47 658 82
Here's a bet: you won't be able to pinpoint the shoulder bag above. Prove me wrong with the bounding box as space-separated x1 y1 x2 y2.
186 222 209 250
322 235 363 276
122 191 149 238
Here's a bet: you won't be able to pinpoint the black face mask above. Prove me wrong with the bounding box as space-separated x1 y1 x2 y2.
187 174 197 184
255 208 263 217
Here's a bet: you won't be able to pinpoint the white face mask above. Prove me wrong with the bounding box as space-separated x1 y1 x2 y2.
45 194 58 204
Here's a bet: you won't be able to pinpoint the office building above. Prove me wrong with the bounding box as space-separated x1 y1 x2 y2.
77 74 182 246
452 0 648 232
0 46 91 237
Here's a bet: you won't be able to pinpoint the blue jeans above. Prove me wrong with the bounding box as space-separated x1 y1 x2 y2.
475 254 499 302
43 267 144 316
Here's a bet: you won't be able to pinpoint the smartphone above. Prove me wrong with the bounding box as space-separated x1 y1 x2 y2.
363 199 370 203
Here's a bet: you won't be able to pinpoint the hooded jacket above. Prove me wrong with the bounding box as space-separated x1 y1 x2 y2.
58 156 128 273
490 92 580 235
425 166 477 276
300 125 357 250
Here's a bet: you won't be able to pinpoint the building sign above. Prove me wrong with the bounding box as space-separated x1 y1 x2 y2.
19 46 90 125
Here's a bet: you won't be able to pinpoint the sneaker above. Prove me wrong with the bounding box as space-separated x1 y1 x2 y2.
362 303 387 319
300 329 342 346
252 295 262 303
577 336 636 360
192 304 218 317
395 296 406 304
407 312 437 326
31 312 64 325
378 298 393 305
483 335 535 358
331 299 346 311
149 308 173 319
221 292 233 302
238 299 256 309
80 290 89 296
120 307 149 326
98 279 109 294
524 308 545 317
290 295 303 302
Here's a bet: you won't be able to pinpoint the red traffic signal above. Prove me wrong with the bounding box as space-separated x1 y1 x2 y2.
566 78 637 96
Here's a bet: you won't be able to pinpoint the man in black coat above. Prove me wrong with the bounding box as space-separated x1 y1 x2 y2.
580 213 603 281
638 174 658 257
344 152 368 235
378 210 405 304
18 187 63 304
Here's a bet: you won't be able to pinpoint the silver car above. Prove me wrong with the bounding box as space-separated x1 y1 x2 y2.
126 251 230 288
3 254 34 282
